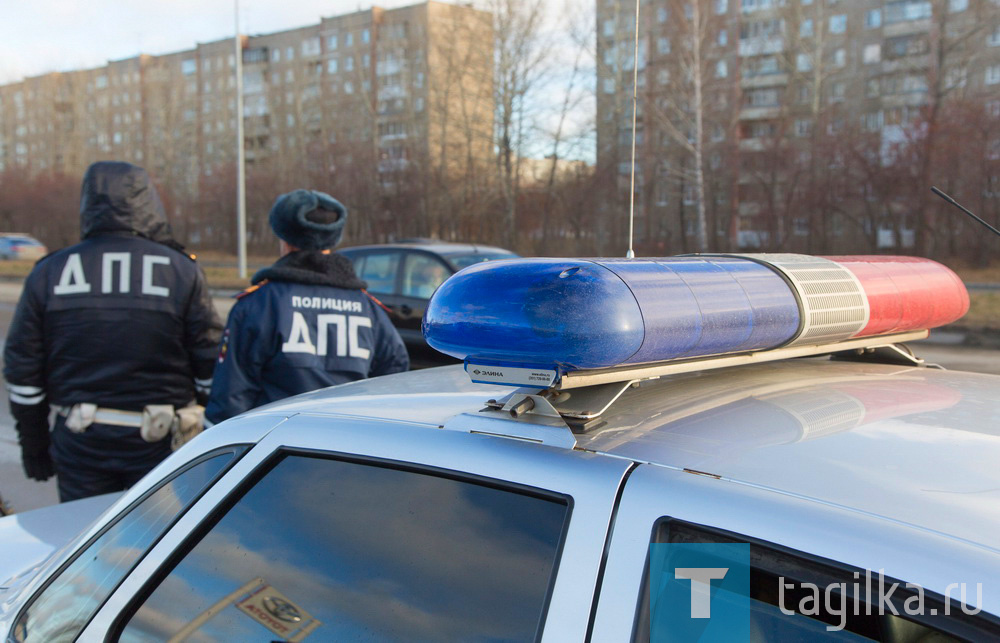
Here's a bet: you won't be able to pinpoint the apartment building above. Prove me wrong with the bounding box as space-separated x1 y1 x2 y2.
0 1 493 204
596 0 1000 253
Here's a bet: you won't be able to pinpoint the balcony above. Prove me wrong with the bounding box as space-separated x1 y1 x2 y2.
739 106 781 120
741 73 789 89
884 19 931 38
739 37 785 57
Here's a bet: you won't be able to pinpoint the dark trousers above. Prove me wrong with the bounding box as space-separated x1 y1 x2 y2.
50 415 172 502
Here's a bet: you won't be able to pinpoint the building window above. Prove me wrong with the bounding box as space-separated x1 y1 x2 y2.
716 60 728 78
718 29 728 45
863 110 884 131
656 7 667 23
866 78 880 96
346 32 354 47
833 48 846 67
181 60 196 75
344 81 354 94
271 48 281 62
829 14 846 34
302 37 321 57
987 100 1000 117
327 58 338 73
986 65 1000 85
286 46 294 60
657 37 670 54
863 43 881 63
945 67 967 89
603 77 615 94
345 56 354 71
885 1 932 24
988 27 1000 47
362 28 370 43
794 119 811 137
949 0 968 12
715 0 727 14
745 88 779 106
657 68 670 85
866 9 882 28
829 81 846 102
796 52 812 71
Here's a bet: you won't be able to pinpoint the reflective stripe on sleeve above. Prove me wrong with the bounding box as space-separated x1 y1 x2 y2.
6 384 43 396
9 391 46 405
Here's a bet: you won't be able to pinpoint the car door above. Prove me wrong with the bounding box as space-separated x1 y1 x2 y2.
589 465 1000 641
83 414 632 641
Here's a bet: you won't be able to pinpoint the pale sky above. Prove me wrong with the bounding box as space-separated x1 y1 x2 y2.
0 0 420 84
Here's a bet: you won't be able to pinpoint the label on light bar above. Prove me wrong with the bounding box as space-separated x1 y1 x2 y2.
466 363 557 387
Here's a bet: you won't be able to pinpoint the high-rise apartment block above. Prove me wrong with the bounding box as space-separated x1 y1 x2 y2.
597 0 1000 253
0 2 493 197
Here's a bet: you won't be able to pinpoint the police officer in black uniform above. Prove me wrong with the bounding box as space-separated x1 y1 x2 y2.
205 189 408 425
3 161 222 502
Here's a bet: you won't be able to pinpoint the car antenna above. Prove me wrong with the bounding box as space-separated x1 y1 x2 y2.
931 186 1000 238
626 0 640 259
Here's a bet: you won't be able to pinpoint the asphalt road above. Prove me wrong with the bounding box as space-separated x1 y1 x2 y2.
0 283 997 515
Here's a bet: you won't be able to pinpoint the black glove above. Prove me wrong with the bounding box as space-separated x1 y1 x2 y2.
22 451 55 481
18 422 54 482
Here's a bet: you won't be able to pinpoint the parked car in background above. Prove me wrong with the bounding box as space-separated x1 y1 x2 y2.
0 234 47 261
338 240 517 349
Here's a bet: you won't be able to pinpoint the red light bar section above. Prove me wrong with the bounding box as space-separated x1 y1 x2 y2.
824 256 969 337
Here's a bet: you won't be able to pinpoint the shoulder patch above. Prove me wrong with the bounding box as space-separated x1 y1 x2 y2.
236 280 269 300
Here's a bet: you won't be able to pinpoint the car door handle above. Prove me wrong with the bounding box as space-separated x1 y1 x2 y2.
400 305 413 315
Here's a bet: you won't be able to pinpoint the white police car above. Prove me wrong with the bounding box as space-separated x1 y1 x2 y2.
2 254 999 642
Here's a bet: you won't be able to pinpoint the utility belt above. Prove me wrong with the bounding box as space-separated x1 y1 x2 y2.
55 403 206 451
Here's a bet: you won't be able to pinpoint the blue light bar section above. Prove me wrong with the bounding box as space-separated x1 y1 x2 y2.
597 257 800 364
422 257 802 373
422 259 645 370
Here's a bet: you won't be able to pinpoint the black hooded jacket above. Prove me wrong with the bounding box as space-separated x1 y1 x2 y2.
3 163 223 437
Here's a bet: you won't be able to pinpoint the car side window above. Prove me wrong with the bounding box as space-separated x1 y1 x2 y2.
118 453 570 642
356 251 400 295
634 519 993 642
11 449 244 643
401 253 450 299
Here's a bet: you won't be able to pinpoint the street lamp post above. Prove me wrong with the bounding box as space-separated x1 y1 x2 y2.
234 0 248 279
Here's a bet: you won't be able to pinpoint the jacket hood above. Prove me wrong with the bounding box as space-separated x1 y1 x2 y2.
79 162 177 246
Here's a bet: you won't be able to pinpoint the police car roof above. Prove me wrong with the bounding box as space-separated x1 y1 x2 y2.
253 358 1000 554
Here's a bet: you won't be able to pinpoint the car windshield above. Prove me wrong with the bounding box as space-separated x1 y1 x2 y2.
446 252 517 270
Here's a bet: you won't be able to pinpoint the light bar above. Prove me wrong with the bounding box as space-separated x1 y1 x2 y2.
422 254 968 387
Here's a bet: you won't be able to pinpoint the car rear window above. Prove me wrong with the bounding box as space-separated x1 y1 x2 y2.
354 251 400 295
119 453 569 642
634 519 997 642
